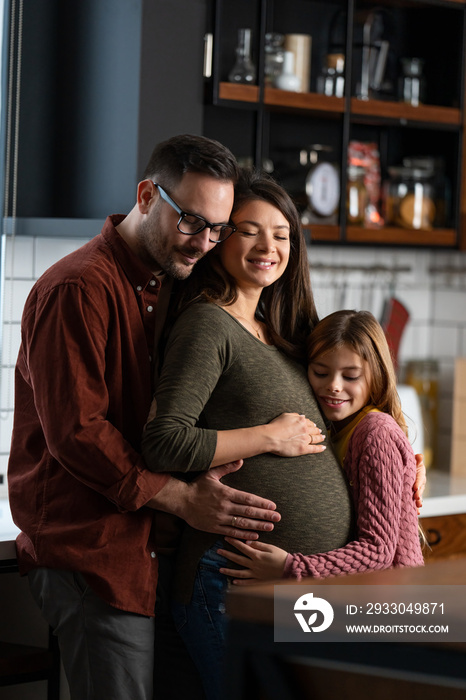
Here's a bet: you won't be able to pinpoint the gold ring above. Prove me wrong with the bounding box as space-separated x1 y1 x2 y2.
309 434 314 445
231 516 237 527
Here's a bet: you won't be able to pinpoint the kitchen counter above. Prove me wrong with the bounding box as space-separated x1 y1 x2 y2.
224 557 466 699
420 469 466 517
0 498 19 561
1 469 466 561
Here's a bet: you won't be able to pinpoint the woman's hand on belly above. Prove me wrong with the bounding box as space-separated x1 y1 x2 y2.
217 537 288 584
267 413 326 457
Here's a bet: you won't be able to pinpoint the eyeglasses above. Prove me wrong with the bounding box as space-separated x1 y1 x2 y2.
153 182 236 243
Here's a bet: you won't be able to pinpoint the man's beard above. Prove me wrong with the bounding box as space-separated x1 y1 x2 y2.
136 213 203 279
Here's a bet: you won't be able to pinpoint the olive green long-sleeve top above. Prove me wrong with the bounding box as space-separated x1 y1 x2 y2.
142 302 354 602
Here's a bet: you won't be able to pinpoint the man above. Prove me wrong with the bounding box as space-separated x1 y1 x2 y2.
7 135 280 700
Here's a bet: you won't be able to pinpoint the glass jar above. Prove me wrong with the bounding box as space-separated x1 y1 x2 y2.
228 28 256 85
404 359 439 469
346 165 368 225
264 33 284 86
399 57 426 107
317 54 345 97
384 166 436 230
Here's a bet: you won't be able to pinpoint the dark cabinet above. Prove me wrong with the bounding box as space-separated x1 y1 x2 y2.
203 0 466 249
420 512 466 560
2 0 207 234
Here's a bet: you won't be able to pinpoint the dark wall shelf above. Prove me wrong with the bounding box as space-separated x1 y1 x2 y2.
203 0 466 249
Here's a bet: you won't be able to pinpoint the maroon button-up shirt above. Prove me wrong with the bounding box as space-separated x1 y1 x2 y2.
8 216 171 616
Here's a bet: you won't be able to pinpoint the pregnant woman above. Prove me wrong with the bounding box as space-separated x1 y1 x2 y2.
142 169 353 698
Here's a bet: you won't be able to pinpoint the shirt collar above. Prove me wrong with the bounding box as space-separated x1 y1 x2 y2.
102 215 162 291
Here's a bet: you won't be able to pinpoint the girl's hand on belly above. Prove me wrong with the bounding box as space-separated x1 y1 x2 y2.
217 538 288 584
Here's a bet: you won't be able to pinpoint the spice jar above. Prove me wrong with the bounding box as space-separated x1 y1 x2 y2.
346 165 368 225
384 166 436 230
404 359 439 469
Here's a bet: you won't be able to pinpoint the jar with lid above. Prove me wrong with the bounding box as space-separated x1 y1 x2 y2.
346 165 368 225
384 166 436 230
403 156 448 228
264 33 284 86
404 359 439 469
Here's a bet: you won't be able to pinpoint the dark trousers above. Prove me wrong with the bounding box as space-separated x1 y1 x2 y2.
28 563 206 700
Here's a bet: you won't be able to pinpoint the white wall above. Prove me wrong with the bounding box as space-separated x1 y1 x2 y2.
1 234 466 495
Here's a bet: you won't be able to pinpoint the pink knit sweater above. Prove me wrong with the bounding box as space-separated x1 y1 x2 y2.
284 411 424 580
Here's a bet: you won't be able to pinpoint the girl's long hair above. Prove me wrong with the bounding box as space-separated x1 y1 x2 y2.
307 309 408 434
174 168 319 361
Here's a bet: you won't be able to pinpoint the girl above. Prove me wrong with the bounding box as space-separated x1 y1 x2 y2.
218 309 424 583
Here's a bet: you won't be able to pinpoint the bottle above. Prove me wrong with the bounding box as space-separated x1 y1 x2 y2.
346 165 368 225
404 359 439 469
275 51 301 92
228 28 256 85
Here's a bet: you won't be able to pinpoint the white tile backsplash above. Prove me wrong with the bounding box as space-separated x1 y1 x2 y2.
2 279 35 323
0 367 15 409
0 411 14 454
461 327 466 355
34 237 88 278
431 324 461 358
394 289 432 322
1 323 21 367
398 322 431 360
433 289 466 324
2 235 34 279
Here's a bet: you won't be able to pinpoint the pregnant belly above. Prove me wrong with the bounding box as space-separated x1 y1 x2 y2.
223 452 354 555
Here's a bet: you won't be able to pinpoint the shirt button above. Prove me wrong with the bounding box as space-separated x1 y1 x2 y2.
149 279 156 286
147 305 154 313
151 551 157 559
136 285 142 292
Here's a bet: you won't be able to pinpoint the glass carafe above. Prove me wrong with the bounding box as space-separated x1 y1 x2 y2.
228 28 256 85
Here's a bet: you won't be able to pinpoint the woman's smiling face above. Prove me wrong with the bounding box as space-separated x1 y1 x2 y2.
219 199 290 293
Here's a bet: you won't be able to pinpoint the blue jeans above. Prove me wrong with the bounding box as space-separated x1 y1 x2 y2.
171 540 230 700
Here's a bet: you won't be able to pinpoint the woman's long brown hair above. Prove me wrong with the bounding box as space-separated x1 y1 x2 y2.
173 168 319 361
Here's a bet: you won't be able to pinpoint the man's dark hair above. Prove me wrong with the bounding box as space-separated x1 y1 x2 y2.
142 134 240 189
